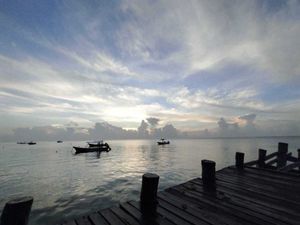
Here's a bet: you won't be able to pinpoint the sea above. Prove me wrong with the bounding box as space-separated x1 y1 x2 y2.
0 137 299 224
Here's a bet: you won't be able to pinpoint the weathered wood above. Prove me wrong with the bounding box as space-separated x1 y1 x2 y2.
0 196 33 225
110 206 139 225
298 149 300 171
277 142 288 168
88 212 109 225
264 151 278 161
100 209 125 225
201 160 216 189
140 173 159 205
244 159 258 166
235 152 244 170
279 162 300 172
258 149 267 168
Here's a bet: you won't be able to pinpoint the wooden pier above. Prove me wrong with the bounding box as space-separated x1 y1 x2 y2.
1 142 300 225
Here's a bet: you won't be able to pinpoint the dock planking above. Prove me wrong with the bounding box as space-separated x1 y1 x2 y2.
59 166 300 225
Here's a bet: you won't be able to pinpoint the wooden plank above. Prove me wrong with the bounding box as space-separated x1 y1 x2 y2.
166 186 259 225
193 177 300 216
158 192 246 225
171 182 288 225
180 181 291 225
120 202 174 225
189 179 299 225
110 206 140 225
218 168 300 188
243 166 300 178
61 220 77 225
75 216 93 225
129 201 192 225
225 167 300 186
100 209 126 225
88 212 109 225
214 173 300 202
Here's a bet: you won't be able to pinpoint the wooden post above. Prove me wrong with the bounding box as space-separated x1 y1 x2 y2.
258 149 267 168
277 142 288 168
298 149 300 171
140 173 159 205
201 160 216 189
0 196 33 225
235 152 244 170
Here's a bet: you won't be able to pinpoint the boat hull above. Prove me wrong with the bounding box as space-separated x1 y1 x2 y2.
73 146 110 154
157 141 170 145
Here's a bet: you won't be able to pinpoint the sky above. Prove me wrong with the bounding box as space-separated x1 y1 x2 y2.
0 0 300 140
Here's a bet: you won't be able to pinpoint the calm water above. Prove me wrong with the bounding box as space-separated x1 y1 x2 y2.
0 138 299 224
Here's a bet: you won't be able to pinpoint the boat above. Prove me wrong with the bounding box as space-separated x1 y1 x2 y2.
17 142 26 144
28 141 36 145
157 138 170 145
57 140 63 143
73 142 111 154
87 140 104 147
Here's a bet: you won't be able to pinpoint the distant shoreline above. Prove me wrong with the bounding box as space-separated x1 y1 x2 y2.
1 135 300 143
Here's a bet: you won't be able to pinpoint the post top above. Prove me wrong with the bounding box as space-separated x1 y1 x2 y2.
7 196 33 205
201 160 216 165
143 173 159 179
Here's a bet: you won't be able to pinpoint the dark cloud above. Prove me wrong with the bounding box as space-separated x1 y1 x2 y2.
146 117 160 127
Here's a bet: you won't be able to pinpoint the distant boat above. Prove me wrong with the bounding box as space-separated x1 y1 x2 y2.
57 140 63 143
157 138 170 145
28 141 36 145
87 140 104 147
17 142 26 144
73 141 111 154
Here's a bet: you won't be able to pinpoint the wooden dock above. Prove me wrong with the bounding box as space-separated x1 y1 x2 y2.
1 142 300 225
60 167 300 225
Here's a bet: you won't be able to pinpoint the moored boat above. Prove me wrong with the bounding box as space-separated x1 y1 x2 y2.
157 138 170 145
57 140 63 143
73 141 111 154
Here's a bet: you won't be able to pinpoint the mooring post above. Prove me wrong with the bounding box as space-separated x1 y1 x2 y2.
258 149 267 168
0 196 33 225
201 160 216 190
298 149 300 171
277 142 288 168
140 173 159 205
235 152 244 170
140 173 159 216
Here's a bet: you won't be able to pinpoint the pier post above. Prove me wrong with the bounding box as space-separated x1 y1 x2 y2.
298 149 300 171
140 173 159 216
277 142 288 168
0 196 33 225
235 152 244 170
201 160 216 189
258 149 267 168
140 173 159 205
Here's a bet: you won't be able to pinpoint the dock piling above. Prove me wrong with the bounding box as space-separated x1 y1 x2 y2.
298 149 300 171
140 173 159 205
235 152 244 170
277 142 288 168
258 149 267 168
201 160 216 189
0 196 33 225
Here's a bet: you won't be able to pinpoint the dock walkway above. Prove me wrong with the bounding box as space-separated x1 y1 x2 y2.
60 166 300 225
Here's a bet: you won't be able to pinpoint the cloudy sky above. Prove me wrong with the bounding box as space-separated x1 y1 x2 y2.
0 0 300 139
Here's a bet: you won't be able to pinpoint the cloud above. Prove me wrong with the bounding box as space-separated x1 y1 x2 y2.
239 114 256 126
146 117 160 127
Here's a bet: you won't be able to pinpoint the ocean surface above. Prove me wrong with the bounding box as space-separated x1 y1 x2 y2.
0 137 299 224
